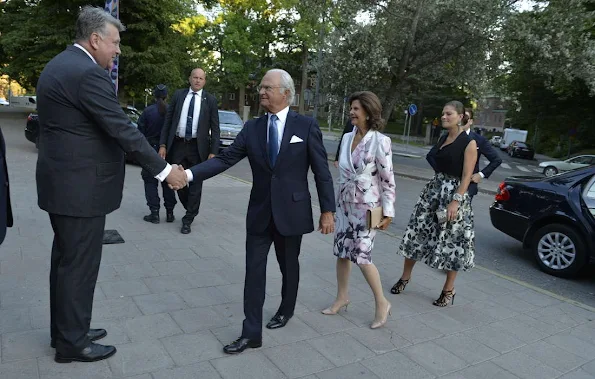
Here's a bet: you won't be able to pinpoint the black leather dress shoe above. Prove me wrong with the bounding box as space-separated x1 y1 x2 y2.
51 328 107 349
266 314 290 329
223 337 262 354
55 342 116 363
181 223 191 234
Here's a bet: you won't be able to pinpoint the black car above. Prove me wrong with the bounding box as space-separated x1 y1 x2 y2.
25 106 141 162
489 166 595 277
507 141 535 160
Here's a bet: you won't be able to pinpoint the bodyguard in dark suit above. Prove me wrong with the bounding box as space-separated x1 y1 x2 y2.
427 108 501 197
35 6 187 363
159 68 220 234
0 125 13 246
183 69 335 354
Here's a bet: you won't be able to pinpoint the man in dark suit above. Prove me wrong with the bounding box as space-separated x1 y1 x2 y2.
159 68 220 234
426 108 502 197
0 125 13 246
35 6 187 363
182 69 335 354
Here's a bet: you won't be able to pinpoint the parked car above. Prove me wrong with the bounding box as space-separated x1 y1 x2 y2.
0 99 9 106
218 110 244 149
539 155 595 177
507 141 535 159
25 106 141 162
489 166 595 278
489 136 502 147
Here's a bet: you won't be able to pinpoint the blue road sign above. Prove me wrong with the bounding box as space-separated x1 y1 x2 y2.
408 104 417 116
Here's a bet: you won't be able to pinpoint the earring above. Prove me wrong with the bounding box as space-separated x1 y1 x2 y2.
366 116 370 120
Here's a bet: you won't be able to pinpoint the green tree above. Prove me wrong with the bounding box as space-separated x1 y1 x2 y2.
0 0 206 103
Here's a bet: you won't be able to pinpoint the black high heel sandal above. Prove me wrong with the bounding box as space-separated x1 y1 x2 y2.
433 289 456 307
390 278 409 294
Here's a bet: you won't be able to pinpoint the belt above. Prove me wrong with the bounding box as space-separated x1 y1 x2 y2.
175 136 197 143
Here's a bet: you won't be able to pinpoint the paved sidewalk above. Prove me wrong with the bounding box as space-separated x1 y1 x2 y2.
1 123 595 378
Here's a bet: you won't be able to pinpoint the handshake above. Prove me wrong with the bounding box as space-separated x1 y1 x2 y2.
165 164 189 190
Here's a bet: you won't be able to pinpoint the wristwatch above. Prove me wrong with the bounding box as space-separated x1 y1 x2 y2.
453 193 464 202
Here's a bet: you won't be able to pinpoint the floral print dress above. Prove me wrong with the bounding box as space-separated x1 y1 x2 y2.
333 131 396 265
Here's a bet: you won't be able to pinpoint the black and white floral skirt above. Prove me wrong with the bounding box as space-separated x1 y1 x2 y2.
397 173 475 271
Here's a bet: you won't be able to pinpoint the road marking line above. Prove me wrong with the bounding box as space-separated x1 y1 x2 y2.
501 163 512 169
517 165 530 172
221 172 595 313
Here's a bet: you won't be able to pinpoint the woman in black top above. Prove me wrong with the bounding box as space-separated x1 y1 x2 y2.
391 101 477 306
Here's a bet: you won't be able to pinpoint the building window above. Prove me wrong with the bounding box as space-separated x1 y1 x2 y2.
229 93 235 100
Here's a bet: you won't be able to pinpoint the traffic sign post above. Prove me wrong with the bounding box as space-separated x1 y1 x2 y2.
405 104 417 150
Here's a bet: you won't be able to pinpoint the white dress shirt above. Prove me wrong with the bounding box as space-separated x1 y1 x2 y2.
73 44 172 181
185 106 290 183
177 89 203 138
465 128 484 178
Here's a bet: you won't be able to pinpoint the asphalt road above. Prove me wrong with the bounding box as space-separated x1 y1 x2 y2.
323 138 548 186
2 111 594 308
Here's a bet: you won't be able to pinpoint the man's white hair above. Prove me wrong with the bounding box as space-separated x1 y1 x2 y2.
268 69 295 105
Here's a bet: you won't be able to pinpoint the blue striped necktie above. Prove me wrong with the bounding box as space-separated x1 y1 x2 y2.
268 114 279 166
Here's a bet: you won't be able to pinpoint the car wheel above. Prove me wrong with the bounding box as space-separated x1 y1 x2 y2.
543 166 558 177
532 223 587 278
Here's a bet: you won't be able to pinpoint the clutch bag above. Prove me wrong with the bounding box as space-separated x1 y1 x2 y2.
435 209 448 225
366 206 383 229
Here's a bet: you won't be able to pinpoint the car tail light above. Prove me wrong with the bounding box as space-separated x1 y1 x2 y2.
495 182 510 202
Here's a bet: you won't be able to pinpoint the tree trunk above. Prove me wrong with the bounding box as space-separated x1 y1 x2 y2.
382 79 402 121
239 85 246 114
299 43 308 114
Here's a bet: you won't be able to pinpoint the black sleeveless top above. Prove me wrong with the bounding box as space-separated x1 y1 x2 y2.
434 132 471 179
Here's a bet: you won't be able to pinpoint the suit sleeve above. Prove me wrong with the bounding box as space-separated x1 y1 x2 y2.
208 95 220 155
376 136 396 217
308 120 335 213
78 67 167 177
137 110 147 137
189 123 248 181
160 92 177 146
478 134 502 178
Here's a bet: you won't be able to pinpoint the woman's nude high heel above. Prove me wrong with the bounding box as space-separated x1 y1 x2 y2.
370 302 392 329
321 300 350 315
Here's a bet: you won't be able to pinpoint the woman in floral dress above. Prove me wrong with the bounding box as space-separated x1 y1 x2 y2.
322 91 396 329
391 100 477 307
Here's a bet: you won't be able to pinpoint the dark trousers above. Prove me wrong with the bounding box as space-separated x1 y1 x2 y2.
169 138 203 224
49 213 105 354
242 219 303 340
141 168 177 211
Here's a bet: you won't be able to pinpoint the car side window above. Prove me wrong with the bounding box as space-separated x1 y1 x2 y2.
569 157 585 164
583 176 595 217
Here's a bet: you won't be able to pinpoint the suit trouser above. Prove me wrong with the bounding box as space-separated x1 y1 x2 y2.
49 213 105 354
169 138 203 224
141 145 177 211
242 219 303 340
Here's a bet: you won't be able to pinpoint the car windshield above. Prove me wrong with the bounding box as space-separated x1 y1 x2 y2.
123 108 140 124
515 142 529 148
219 112 242 126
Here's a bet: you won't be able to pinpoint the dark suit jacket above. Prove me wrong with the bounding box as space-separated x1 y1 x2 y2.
160 88 220 162
189 110 335 236
36 45 167 217
426 130 502 196
0 126 13 245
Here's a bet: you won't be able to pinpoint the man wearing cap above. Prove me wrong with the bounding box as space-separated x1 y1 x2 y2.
159 68 220 234
138 85 177 223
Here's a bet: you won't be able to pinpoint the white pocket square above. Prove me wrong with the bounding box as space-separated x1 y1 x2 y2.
290 135 303 143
